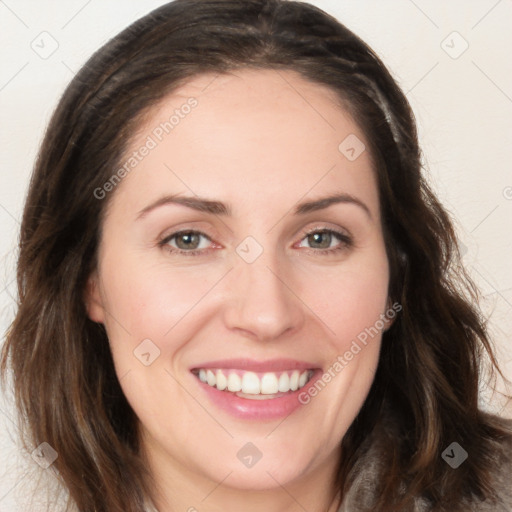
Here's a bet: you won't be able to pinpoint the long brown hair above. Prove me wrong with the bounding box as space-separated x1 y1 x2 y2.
1 1 510 511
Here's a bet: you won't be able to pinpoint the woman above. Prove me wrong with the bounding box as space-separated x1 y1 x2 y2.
1 0 511 511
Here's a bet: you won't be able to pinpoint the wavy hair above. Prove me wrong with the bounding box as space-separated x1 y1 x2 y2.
1 1 510 511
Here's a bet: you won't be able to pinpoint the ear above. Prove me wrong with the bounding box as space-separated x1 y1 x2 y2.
383 297 398 332
84 271 106 323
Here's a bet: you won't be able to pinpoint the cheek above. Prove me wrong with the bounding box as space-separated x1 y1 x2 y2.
98 257 216 411
302 251 390 350
102 255 208 335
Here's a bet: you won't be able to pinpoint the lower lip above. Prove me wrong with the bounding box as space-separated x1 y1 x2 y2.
192 369 322 420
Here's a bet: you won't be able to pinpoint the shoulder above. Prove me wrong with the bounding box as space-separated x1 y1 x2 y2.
339 413 512 512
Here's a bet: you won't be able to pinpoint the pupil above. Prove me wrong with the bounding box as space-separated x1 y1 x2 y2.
310 232 330 249
178 232 198 249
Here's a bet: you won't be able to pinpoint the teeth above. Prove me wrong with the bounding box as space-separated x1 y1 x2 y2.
195 368 314 395
236 391 285 400
278 372 290 392
290 370 299 391
261 373 278 394
227 373 242 392
206 369 216 387
242 372 260 394
216 369 227 391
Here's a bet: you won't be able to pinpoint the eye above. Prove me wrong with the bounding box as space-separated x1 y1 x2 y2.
296 227 353 255
159 230 214 256
159 227 353 257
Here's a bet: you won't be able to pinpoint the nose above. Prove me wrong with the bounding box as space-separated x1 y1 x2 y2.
223 249 305 342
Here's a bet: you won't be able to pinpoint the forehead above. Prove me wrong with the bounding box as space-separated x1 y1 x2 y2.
106 68 378 220
179 68 342 111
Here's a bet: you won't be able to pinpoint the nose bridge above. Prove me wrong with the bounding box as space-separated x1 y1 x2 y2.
223 237 304 341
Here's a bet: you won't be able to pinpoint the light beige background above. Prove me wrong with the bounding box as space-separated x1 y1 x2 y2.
1 1 511 510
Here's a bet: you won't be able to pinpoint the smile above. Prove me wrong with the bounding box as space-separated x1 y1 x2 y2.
193 368 315 398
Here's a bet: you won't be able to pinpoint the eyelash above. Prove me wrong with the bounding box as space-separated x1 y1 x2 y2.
158 226 353 257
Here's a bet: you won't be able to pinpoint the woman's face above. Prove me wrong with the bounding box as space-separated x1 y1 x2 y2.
86 69 390 498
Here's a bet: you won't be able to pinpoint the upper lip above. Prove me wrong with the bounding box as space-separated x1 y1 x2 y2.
190 358 320 373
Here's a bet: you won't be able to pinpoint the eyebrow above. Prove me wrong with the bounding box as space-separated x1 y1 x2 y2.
135 192 372 220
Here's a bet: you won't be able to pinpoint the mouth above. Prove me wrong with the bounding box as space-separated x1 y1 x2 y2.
189 358 322 419
191 367 316 400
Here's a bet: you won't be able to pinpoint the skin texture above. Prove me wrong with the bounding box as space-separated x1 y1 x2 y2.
85 68 392 512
